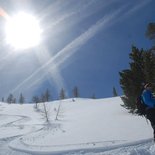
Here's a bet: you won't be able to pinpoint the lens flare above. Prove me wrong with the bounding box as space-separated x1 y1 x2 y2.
5 12 42 50
0 8 10 20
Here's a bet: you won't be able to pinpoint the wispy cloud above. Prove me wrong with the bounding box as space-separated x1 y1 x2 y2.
41 0 116 33
11 7 124 94
126 0 152 16
10 0 152 95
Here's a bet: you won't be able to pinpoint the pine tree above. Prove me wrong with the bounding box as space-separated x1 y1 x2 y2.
7 94 14 104
113 87 118 97
146 22 155 52
146 22 155 40
41 94 46 103
91 93 96 99
1 97 4 102
143 51 155 87
119 46 155 112
73 86 79 98
59 88 66 100
32 96 40 109
119 46 143 112
120 23 155 112
32 96 40 103
19 93 25 104
44 89 51 102
12 98 16 103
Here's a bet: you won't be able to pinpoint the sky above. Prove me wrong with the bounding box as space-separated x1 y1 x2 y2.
0 0 155 102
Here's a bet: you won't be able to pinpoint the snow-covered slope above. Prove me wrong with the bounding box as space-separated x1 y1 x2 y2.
0 97 154 154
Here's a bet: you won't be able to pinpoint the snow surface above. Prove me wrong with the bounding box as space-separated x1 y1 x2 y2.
0 97 155 154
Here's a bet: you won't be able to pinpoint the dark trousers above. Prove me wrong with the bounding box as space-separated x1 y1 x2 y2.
146 108 155 139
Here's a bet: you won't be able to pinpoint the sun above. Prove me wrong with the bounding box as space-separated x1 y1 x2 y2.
5 12 42 50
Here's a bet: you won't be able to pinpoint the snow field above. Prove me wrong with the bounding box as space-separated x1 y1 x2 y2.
0 97 154 154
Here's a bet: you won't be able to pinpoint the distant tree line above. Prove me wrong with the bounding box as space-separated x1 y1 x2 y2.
4 93 25 104
119 22 155 113
1 86 100 104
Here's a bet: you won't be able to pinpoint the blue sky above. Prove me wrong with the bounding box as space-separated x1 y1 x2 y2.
0 0 155 101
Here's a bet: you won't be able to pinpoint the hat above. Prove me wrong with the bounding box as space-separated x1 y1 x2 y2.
144 83 151 89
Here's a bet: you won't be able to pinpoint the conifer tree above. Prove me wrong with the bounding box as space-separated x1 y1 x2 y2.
91 93 96 99
7 94 14 104
146 22 155 40
143 51 155 87
73 86 79 98
41 94 46 103
32 96 40 109
146 22 155 51
32 96 40 103
2 97 4 102
59 88 66 100
44 89 51 102
113 87 118 97
12 98 16 103
19 93 25 104
119 46 155 112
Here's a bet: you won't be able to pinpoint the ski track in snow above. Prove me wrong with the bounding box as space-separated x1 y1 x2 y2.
0 137 31 155
0 109 42 154
9 138 155 155
0 114 30 127
83 139 154 155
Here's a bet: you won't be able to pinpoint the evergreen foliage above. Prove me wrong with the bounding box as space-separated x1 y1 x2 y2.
59 88 66 100
146 22 155 52
73 86 79 98
44 89 51 102
91 93 96 99
32 95 40 109
41 94 46 102
12 98 16 103
113 87 118 97
19 93 25 104
119 46 155 113
2 97 4 102
7 94 14 104
32 96 40 103
146 22 155 40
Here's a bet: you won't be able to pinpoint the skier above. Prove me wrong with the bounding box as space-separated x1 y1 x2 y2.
142 83 155 141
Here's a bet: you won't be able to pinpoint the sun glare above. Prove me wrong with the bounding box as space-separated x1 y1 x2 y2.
5 12 42 50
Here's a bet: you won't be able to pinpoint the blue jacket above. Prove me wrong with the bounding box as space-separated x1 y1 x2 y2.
142 89 155 108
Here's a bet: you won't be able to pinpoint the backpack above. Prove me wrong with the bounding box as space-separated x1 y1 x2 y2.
136 96 147 116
